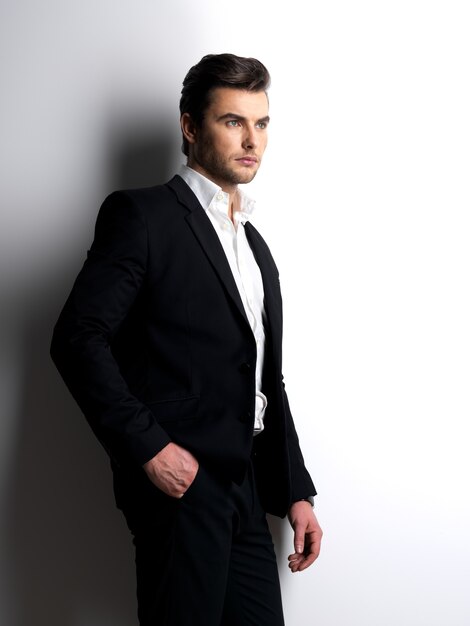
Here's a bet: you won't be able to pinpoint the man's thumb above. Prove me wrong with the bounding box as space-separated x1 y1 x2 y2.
294 526 305 554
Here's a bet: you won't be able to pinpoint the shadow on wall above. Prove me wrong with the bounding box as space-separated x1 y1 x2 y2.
107 115 181 190
4 122 177 626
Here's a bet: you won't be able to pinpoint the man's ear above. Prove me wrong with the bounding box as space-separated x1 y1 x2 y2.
181 113 198 146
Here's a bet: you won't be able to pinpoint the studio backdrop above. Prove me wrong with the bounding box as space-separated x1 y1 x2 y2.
1 1 469 625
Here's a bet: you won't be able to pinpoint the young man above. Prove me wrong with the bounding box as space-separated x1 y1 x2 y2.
51 53 322 625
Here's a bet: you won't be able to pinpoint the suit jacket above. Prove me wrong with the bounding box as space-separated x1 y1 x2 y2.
50 175 316 517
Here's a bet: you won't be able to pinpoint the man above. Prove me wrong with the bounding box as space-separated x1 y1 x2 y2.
51 53 322 625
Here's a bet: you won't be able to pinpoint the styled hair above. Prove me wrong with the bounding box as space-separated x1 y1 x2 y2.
179 53 271 155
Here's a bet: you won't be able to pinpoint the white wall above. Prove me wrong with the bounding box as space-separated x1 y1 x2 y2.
1 1 469 624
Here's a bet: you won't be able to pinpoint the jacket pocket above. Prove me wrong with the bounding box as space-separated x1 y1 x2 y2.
146 395 199 423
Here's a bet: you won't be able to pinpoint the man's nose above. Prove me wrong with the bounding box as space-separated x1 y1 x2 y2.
242 126 258 150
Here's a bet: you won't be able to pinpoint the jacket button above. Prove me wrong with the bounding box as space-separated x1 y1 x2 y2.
239 362 251 374
238 411 252 423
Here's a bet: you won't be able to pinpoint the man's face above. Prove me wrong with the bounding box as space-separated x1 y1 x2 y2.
184 87 270 191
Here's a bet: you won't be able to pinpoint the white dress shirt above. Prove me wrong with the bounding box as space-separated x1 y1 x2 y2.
178 165 267 434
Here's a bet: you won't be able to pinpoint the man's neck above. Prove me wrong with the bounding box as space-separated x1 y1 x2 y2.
185 162 239 223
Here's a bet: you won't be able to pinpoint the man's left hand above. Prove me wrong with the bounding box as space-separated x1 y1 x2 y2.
287 501 323 572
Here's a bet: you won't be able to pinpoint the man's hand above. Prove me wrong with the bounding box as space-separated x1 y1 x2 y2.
287 501 323 572
143 442 199 498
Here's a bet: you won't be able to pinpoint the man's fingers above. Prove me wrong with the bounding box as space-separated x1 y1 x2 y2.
308 528 323 560
288 525 322 572
287 551 317 573
287 552 305 573
143 443 199 497
294 523 307 554
298 551 317 571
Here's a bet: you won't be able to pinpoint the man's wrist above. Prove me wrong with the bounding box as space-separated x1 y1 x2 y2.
297 496 315 507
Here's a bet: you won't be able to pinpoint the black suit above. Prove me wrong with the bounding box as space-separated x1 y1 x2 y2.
51 175 316 624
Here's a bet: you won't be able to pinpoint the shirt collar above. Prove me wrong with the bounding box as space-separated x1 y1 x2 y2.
178 165 256 224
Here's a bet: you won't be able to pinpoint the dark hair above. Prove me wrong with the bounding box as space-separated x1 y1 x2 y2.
179 53 271 156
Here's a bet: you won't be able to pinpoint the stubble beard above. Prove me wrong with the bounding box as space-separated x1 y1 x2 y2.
195 138 260 188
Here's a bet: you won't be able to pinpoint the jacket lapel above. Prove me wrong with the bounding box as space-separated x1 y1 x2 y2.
244 222 283 364
166 176 251 330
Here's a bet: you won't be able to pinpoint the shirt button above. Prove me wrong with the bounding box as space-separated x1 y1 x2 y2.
217 192 224 201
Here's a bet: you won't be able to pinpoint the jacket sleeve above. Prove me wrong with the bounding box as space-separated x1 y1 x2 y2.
50 191 171 466
282 384 317 503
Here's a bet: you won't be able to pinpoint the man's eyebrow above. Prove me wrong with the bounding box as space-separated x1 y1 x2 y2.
216 113 271 124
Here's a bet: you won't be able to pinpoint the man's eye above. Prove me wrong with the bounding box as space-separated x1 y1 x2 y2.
256 122 267 129
227 120 240 127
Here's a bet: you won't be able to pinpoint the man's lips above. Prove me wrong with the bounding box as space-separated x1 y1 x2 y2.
236 156 258 165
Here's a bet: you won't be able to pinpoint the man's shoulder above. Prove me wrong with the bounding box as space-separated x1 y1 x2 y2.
100 175 195 220
110 175 182 205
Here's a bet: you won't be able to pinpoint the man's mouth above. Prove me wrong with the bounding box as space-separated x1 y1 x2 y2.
236 156 258 165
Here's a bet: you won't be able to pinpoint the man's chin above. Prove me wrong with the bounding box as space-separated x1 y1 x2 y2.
234 168 259 185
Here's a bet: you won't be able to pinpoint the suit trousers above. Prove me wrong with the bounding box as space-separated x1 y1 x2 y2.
121 461 285 626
